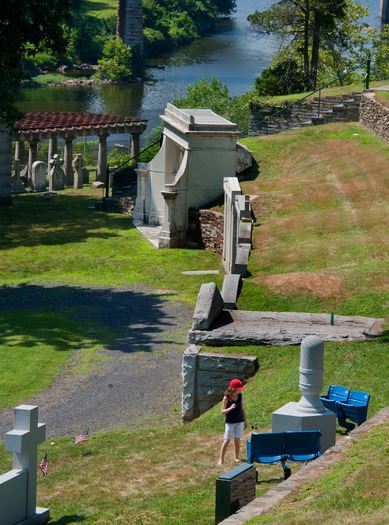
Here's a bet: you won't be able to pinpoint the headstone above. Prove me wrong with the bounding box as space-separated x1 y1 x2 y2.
2 405 50 524
31 161 47 192
272 336 336 452
221 274 242 310
192 282 224 330
82 167 90 184
11 159 26 194
72 153 84 189
49 154 65 191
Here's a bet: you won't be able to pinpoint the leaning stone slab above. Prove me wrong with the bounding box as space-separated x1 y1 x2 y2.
192 282 224 330
221 274 242 310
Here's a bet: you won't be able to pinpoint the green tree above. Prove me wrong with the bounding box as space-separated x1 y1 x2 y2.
173 76 250 134
255 59 306 96
248 0 369 91
97 38 133 81
0 0 72 124
370 26 389 80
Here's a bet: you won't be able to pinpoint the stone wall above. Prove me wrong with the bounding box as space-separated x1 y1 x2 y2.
360 92 389 141
102 196 136 215
182 345 259 422
187 208 224 254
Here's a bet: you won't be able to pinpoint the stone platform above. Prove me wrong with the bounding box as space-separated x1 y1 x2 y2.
188 310 385 346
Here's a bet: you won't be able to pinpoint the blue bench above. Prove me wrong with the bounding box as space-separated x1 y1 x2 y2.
320 385 370 431
246 430 322 480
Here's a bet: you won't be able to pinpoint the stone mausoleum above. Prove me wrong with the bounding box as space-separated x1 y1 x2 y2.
133 103 239 248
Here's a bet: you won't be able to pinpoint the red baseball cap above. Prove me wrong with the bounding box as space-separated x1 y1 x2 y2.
229 378 245 390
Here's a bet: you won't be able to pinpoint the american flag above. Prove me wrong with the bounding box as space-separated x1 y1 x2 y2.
74 429 89 445
40 452 48 476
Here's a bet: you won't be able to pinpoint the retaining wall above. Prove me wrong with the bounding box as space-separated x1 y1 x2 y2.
182 345 259 422
187 208 224 254
360 91 389 141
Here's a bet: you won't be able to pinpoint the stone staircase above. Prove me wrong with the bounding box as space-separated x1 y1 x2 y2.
249 92 363 136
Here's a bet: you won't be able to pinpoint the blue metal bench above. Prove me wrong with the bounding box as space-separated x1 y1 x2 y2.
247 430 322 480
320 385 370 431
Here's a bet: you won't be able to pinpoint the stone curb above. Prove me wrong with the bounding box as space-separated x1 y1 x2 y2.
219 406 389 524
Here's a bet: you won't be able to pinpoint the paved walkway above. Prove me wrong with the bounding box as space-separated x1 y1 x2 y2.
219 407 389 524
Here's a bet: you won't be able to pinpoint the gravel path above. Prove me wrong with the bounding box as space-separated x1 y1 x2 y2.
0 283 192 440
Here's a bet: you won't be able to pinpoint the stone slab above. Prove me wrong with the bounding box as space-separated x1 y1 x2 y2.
192 283 224 330
188 310 385 346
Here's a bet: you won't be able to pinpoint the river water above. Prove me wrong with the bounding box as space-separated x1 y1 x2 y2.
17 0 380 143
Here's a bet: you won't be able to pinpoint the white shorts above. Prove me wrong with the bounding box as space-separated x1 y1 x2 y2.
224 422 244 440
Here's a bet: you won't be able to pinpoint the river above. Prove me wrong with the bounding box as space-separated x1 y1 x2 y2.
17 0 380 143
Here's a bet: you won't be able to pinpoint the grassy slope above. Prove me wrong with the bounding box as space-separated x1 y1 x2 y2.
0 123 388 524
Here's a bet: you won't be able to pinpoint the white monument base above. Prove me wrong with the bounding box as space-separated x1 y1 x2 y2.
272 401 336 452
17 507 50 525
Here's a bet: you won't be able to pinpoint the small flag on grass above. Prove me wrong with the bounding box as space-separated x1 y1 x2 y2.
40 452 48 476
75 429 89 445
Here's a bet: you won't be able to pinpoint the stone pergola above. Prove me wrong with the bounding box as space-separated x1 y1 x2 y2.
13 111 147 186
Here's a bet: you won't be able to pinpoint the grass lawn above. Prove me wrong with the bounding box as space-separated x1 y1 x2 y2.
0 122 388 524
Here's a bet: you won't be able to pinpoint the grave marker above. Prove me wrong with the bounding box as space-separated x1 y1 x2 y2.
49 154 65 191
1 405 50 524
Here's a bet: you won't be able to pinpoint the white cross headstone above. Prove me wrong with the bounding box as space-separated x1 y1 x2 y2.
5 405 46 519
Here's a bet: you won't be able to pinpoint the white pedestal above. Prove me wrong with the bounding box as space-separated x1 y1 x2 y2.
272 401 336 452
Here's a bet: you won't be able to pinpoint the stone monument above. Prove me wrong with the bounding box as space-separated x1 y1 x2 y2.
49 154 65 191
11 159 27 194
272 336 336 452
72 153 85 189
31 161 47 192
0 405 49 525
133 104 239 248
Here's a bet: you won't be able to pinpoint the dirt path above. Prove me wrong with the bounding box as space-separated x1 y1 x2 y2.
0 284 192 440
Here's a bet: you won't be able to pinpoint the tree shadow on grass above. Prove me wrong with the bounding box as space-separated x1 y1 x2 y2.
0 283 190 353
0 193 135 250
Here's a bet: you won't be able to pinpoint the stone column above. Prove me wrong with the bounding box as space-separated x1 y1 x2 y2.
130 132 141 159
159 189 179 248
14 140 22 162
28 139 39 187
64 136 75 186
296 336 326 413
97 133 109 182
133 163 148 222
48 137 58 170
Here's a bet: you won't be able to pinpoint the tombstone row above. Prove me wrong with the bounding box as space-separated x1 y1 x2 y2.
12 153 89 193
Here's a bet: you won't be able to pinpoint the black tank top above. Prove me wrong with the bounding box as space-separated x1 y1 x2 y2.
225 393 244 424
